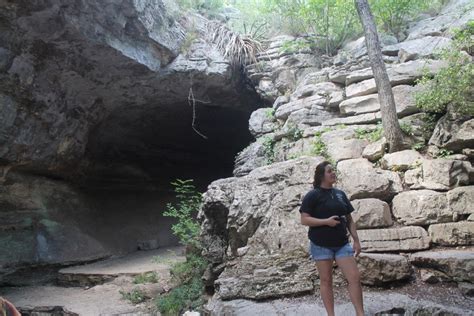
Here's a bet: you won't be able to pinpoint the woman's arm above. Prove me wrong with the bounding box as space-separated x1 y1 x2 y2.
301 212 340 227
347 214 361 256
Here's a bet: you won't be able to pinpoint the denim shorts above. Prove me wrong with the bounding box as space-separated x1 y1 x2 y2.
309 240 354 261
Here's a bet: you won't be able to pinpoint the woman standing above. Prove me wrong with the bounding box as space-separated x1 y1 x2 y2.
299 160 364 316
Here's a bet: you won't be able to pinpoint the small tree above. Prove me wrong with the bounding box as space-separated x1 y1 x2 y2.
354 0 405 152
157 179 208 315
163 179 203 251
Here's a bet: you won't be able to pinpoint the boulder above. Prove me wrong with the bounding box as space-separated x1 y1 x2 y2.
233 141 267 177
410 248 474 282
447 186 474 215
214 249 317 300
320 128 369 163
199 156 325 283
405 159 470 190
345 60 446 98
419 268 451 284
336 158 403 200
351 198 393 229
341 35 398 60
275 94 335 121
429 117 474 151
362 137 386 162
323 112 380 126
382 36 452 62
357 226 430 252
248 108 278 137
380 150 423 171
392 190 450 225
290 82 344 109
339 85 420 117
428 221 474 246
356 253 412 285
422 159 470 190
406 0 474 40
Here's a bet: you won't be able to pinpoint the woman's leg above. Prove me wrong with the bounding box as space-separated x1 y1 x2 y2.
315 259 336 316
335 255 364 316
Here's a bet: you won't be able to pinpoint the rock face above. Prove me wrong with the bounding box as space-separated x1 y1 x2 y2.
392 190 450 225
405 159 470 190
0 0 260 179
357 253 412 285
382 36 452 62
0 172 110 279
0 0 262 281
428 221 474 246
351 199 393 229
198 156 324 287
357 227 431 252
410 249 474 283
339 85 420 117
336 158 402 200
380 149 423 171
429 117 474 151
214 249 317 300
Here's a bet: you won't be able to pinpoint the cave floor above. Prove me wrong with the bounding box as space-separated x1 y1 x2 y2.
1 245 186 315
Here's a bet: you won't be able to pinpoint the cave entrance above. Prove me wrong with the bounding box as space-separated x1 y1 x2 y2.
76 99 258 254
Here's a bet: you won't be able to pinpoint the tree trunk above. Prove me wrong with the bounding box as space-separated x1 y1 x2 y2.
354 0 405 152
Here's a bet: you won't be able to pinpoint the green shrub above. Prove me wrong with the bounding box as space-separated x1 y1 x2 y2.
120 289 147 305
156 180 209 315
311 135 327 157
163 179 203 250
133 272 159 284
286 124 303 141
411 142 425 151
155 275 205 316
436 148 454 158
415 22 474 116
265 108 275 119
264 0 360 55
399 121 414 136
354 123 383 142
261 135 276 164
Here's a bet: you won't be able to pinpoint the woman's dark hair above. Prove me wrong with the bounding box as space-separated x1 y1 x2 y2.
313 160 332 188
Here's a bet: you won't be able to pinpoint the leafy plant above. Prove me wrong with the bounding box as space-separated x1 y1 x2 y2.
354 123 383 142
134 272 158 284
120 289 147 305
399 121 414 136
163 179 203 250
436 148 454 158
155 274 205 315
311 135 327 157
265 108 275 119
261 135 276 164
415 22 474 116
263 0 360 55
156 180 209 315
286 124 303 141
155 253 207 315
411 142 425 151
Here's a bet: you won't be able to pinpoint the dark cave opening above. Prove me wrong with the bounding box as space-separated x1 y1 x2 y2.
74 99 259 253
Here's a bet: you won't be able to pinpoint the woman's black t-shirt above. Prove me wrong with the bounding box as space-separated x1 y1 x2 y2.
299 187 355 247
